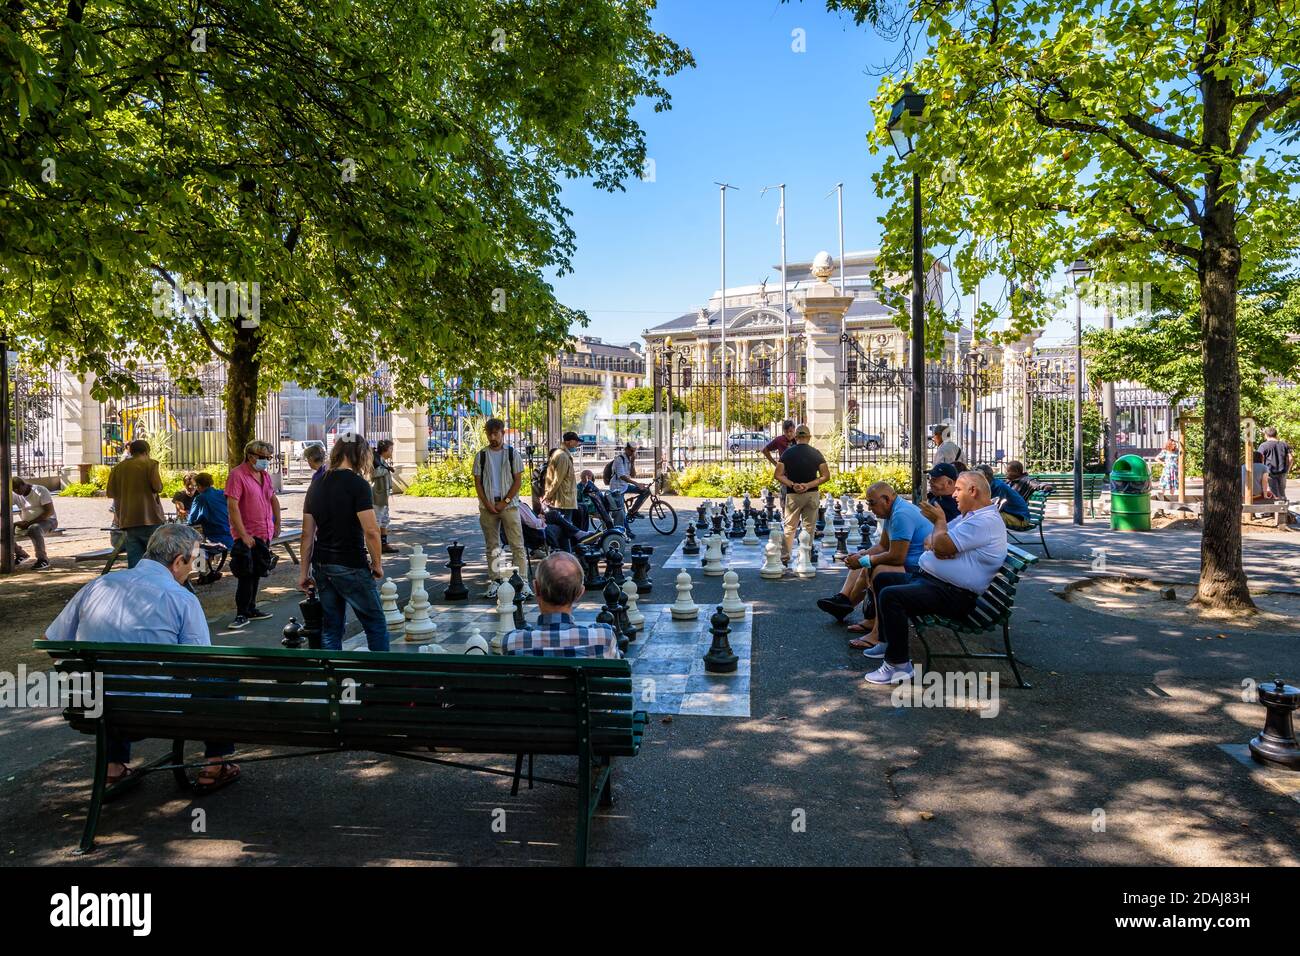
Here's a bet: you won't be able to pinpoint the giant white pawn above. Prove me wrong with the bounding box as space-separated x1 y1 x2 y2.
380 578 405 631
464 626 490 655
490 578 515 651
721 569 745 620
846 517 862 551
670 569 699 619
622 578 644 629
493 568 515 617
702 534 725 576
742 515 759 546
794 532 815 579
760 525 785 579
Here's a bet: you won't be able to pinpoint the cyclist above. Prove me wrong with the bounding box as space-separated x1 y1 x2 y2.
607 441 647 532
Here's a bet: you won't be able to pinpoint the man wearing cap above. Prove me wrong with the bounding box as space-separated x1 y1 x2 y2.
775 425 829 568
931 425 961 466
926 463 961 521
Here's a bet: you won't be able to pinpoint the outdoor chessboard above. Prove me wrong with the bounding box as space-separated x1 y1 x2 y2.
344 600 752 718
663 523 878 573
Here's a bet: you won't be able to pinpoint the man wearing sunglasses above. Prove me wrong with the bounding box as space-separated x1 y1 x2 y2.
225 439 282 630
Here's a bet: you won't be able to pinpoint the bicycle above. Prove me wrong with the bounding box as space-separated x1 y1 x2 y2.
591 476 678 536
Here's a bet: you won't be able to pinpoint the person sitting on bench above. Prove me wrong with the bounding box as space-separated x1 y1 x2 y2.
815 481 932 651
864 471 1008 685
502 552 621 659
1004 460 1053 500
975 464 1032 530
187 472 234 549
12 475 57 571
512 499 551 557
40 524 240 792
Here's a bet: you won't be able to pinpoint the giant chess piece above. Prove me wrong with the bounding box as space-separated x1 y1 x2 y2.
380 578 405 632
671 569 700 619
509 566 528 602
403 545 438 644
631 546 653 595
711 511 725 538
721 569 745 620
493 569 514 616
281 616 305 649
834 527 849 560
586 546 607 591
855 499 866 522
614 579 637 643
511 576 527 631
794 532 815 579
742 494 752 517
491 578 516 652
622 578 645 630
696 503 708 530
729 508 745 539
808 532 819 566
299 587 323 649
1249 676 1300 769
847 515 862 551
703 605 739 673
683 523 700 555
760 525 785 579
815 503 826 538
742 514 759 546
702 534 725 576
605 542 626 585
464 627 489 655
444 540 469 601
595 602 627 654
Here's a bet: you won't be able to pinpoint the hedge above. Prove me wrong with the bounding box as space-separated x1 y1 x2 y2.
664 462 914 499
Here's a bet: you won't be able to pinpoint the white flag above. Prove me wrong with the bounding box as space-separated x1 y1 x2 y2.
776 198 784 226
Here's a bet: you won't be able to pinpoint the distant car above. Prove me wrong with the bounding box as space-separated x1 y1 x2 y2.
728 431 771 454
293 440 325 460
427 436 455 453
848 429 883 451
577 434 598 451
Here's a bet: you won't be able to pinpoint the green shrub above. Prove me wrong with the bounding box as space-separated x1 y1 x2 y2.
88 464 112 488
666 462 914 499
403 451 535 498
823 464 912 497
59 482 101 497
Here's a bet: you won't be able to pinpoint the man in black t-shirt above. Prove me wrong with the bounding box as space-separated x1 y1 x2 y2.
775 425 830 567
1259 426 1294 501
300 436 390 652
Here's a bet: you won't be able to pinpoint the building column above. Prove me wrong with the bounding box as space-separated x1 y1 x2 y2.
793 276 854 447
391 405 425 481
59 369 101 485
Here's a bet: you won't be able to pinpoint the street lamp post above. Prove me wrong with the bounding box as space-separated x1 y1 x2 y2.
1066 258 1093 526
888 83 928 503
716 182 737 454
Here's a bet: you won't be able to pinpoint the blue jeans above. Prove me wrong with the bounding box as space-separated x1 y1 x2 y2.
608 490 627 530
122 525 161 569
876 571 978 665
109 733 233 765
313 563 390 651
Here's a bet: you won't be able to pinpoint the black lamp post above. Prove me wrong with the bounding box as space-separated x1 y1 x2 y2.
888 83 929 503
1066 258 1093 526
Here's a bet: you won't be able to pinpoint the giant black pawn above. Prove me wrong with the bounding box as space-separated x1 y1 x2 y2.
696 503 708 529
855 500 866 521
683 524 700 555
704 605 738 673
596 603 627 655
729 509 745 538
755 513 769 538
585 547 607 591
298 587 323 649
616 588 636 643
742 494 752 516
605 545 625 585
631 547 653 595
816 505 826 536
512 585 527 631
834 528 849 560
509 567 527 604
711 513 724 537
444 540 469 601
809 542 818 566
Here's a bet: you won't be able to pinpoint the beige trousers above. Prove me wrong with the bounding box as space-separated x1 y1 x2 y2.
479 503 527 581
782 490 819 563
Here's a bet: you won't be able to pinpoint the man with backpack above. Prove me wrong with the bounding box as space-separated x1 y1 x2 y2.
605 441 645 532
1259 426 1294 502
472 418 531 599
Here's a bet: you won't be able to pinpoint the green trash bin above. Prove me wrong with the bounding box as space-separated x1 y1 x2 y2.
1110 454 1151 531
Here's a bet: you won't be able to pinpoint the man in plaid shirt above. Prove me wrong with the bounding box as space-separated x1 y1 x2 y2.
502 552 621 659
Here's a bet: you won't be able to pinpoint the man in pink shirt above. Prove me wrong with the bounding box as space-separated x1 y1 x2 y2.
225 439 282 629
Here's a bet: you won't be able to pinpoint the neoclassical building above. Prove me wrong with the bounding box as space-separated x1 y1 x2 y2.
642 250 964 381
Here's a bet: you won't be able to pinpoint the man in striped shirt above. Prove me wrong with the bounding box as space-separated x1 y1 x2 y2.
502 552 621 659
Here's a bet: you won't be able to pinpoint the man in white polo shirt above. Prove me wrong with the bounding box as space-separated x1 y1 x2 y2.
863 471 1008 685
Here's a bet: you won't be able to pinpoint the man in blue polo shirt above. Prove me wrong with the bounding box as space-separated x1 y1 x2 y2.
864 471 1008 685
816 482 932 641
976 463 1031 530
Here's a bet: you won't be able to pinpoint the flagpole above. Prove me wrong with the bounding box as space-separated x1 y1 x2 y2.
716 182 737 453
763 183 790 421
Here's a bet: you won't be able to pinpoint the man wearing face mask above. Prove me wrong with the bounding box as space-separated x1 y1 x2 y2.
225 439 282 630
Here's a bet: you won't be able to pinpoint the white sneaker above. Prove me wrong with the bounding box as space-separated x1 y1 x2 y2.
862 641 888 659
864 661 914 685
482 581 501 599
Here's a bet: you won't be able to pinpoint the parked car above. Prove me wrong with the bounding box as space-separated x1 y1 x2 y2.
728 431 771 454
847 429 883 451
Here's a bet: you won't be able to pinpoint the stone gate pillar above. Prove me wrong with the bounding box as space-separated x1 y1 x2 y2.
792 253 854 446
59 369 101 485
391 405 425 482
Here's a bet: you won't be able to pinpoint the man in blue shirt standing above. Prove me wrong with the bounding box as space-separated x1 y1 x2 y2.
864 471 1008 685
42 524 241 791
975 464 1031 529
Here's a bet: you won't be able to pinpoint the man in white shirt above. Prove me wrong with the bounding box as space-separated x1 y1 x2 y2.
863 471 1008 685
930 425 961 466
12 476 57 570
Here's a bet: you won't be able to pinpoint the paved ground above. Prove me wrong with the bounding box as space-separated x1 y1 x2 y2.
1 495 1297 866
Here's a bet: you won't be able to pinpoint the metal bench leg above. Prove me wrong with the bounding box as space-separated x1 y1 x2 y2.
599 757 613 807
528 753 534 790
284 542 299 565
76 724 109 854
1003 621 1031 689
510 754 524 797
171 739 190 790
1038 521 1052 559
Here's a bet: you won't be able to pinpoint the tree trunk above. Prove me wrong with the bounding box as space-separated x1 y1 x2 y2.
1196 238 1253 609
225 323 261 469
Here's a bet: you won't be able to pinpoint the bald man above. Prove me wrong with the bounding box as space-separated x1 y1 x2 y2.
863 471 1008 685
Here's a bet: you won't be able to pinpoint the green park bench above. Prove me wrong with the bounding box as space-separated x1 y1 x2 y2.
1030 471 1107 517
908 544 1040 689
74 527 303 574
1007 489 1052 558
39 641 647 866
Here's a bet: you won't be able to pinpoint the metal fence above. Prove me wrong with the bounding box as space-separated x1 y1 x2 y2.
425 367 561 473
98 363 282 472
10 364 63 480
